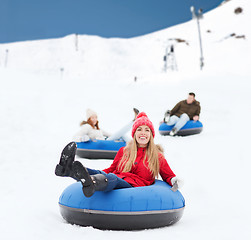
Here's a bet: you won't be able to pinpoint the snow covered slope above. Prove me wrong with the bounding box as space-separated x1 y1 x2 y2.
0 0 250 79
0 0 250 239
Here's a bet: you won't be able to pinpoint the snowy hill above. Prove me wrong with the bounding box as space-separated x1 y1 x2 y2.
0 0 250 79
0 0 250 239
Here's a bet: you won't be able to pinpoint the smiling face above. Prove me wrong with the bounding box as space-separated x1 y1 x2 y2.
89 115 98 126
135 125 151 147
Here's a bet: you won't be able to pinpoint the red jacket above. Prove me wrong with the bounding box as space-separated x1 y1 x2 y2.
103 147 176 187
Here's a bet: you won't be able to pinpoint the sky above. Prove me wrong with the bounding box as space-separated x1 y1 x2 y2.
0 0 224 43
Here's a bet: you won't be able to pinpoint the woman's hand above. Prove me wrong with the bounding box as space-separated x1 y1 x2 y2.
171 177 184 192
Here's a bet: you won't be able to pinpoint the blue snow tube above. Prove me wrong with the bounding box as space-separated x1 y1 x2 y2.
159 120 203 136
59 180 185 230
76 140 126 159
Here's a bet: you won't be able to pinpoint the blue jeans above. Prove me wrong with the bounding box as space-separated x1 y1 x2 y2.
166 113 190 131
87 168 132 192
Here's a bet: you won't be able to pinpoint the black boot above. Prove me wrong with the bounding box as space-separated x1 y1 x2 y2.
92 174 108 191
72 161 108 198
133 108 139 121
55 142 77 177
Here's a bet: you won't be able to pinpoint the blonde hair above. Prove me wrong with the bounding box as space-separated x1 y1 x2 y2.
118 133 164 178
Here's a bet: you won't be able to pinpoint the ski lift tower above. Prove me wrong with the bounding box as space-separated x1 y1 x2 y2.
163 40 178 72
191 6 204 70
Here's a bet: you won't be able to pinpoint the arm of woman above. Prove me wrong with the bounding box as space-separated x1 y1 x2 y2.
102 147 124 173
72 124 91 142
158 154 176 186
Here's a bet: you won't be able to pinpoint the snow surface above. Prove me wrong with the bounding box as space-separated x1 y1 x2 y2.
0 0 250 239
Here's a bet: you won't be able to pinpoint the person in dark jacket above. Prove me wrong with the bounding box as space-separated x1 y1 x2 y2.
55 112 182 197
164 92 201 136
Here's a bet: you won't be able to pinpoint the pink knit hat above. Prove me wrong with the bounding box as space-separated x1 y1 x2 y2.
131 112 155 138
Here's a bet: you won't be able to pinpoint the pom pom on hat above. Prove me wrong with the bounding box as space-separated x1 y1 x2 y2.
136 112 148 119
86 109 97 120
132 112 155 138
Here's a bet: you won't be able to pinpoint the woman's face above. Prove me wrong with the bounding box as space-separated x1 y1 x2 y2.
135 125 151 147
90 115 98 125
